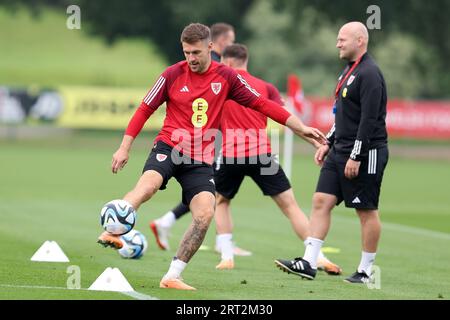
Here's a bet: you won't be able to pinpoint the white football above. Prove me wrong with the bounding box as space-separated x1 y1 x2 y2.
118 230 148 259
100 199 136 235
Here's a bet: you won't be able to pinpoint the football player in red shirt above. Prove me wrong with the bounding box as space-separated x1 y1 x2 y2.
98 23 327 290
150 22 250 256
210 44 341 275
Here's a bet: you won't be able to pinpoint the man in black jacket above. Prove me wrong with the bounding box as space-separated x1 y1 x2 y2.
275 21 388 284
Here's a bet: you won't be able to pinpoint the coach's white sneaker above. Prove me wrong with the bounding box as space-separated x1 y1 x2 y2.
150 220 170 250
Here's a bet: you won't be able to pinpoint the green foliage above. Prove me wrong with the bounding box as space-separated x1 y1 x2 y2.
0 0 448 97
244 2 340 94
273 0 450 98
373 33 440 98
245 1 449 98
244 0 295 90
76 0 254 63
0 6 167 88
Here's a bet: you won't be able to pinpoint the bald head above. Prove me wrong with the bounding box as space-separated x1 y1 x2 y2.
336 21 369 61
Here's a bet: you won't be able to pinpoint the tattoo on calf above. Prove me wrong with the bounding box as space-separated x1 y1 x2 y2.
176 216 210 262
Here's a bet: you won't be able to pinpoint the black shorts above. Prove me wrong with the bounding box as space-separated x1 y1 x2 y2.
316 146 389 210
143 141 215 205
214 154 291 200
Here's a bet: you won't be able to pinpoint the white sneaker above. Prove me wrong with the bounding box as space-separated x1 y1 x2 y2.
150 220 170 250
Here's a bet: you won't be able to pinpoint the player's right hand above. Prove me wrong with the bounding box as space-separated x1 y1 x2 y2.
299 126 328 146
111 147 129 174
314 144 330 167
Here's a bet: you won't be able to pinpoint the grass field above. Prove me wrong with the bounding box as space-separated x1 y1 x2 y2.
0 6 167 88
0 131 449 300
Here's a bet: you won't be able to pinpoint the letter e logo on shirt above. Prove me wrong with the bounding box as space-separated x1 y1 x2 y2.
191 98 209 128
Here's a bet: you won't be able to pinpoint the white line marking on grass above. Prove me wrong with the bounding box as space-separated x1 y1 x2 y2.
0 284 68 290
121 290 158 300
0 284 159 300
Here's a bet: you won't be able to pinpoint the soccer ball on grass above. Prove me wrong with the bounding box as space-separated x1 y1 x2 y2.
118 230 148 259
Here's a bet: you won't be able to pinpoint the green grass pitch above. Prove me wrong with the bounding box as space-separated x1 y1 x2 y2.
0 131 449 300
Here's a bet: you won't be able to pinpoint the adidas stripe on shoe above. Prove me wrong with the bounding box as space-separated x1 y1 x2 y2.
274 257 317 280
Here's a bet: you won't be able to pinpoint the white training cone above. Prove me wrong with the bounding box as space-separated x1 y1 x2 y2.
30 241 70 262
88 267 134 292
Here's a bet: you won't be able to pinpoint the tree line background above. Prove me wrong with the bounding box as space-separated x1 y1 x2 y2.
2 0 449 99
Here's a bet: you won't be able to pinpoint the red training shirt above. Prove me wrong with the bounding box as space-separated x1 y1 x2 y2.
125 60 290 164
221 69 284 158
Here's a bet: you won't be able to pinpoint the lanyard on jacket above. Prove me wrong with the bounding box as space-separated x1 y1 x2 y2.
334 55 363 100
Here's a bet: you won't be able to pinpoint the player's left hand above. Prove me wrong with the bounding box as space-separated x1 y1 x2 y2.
344 158 361 179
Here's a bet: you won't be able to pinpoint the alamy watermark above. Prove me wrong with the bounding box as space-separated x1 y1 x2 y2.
366 5 381 30
366 265 381 289
66 5 81 30
65 4 380 31
165 128 281 175
66 265 81 289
